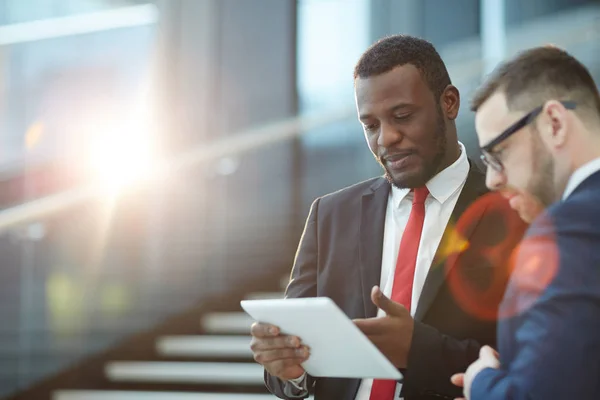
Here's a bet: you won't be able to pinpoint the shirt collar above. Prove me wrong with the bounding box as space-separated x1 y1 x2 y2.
391 142 469 207
562 157 600 200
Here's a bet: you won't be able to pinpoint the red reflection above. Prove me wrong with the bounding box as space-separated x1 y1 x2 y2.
444 191 530 321
499 213 559 319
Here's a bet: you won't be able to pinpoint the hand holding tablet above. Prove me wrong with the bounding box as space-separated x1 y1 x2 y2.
249 320 309 381
243 296 402 380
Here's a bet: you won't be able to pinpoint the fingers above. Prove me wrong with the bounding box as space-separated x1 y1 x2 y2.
353 317 385 335
251 322 280 338
353 313 403 336
479 346 500 370
253 346 310 364
266 358 307 379
451 373 466 400
249 323 309 381
370 286 387 310
370 286 407 317
250 334 301 352
255 347 309 381
450 373 465 387
479 345 498 360
250 322 307 368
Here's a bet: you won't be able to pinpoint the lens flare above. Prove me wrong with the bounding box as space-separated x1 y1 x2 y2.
499 213 559 319
444 191 531 321
88 128 154 189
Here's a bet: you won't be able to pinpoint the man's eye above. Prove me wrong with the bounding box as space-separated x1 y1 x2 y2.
364 124 378 132
394 114 411 121
493 147 506 159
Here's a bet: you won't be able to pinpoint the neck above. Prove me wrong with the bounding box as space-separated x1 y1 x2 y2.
557 128 600 198
438 137 461 173
571 129 600 171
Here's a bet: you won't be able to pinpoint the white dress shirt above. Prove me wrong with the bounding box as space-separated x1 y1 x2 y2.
354 142 469 400
562 157 600 200
287 142 469 399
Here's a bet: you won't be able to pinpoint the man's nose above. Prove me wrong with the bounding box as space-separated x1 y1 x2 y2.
485 167 507 191
377 122 402 148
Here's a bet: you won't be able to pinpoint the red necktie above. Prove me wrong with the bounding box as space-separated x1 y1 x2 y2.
369 186 429 400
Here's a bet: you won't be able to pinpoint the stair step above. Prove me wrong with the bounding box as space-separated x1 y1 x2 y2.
53 391 283 400
244 292 284 300
106 362 264 385
157 336 252 358
201 313 254 334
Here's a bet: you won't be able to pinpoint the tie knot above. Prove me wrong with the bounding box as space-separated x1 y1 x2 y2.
412 186 429 205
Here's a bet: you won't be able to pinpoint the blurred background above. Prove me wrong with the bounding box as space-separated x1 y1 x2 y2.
0 0 598 399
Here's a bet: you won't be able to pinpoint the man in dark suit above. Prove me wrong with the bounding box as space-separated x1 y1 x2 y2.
451 46 600 399
250 35 526 400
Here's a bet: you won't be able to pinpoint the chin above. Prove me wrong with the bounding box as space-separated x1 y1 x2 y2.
516 208 537 224
508 193 545 224
387 170 429 189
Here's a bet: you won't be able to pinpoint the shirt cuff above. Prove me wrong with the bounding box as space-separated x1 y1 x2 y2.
284 372 308 396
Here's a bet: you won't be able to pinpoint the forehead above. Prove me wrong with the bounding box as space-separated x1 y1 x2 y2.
354 64 432 112
475 91 521 146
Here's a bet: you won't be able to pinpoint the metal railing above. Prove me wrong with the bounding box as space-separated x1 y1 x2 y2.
0 3 158 45
0 106 355 231
0 3 599 233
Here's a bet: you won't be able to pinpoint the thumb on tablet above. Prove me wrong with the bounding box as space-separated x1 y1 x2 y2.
371 286 406 317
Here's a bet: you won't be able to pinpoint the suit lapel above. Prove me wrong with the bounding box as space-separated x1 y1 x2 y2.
358 178 390 319
414 163 488 321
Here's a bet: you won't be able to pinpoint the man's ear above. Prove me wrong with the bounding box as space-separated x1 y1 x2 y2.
441 85 460 121
539 100 569 149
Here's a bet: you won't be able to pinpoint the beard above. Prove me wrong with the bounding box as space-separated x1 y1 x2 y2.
526 133 556 207
380 106 447 189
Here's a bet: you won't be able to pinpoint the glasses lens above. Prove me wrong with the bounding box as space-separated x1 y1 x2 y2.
481 152 502 172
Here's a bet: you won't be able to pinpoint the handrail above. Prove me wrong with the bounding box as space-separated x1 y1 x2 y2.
0 5 598 231
0 107 355 231
0 4 158 46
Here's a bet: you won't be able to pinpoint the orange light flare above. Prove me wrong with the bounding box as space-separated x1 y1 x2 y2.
499 221 560 319
443 191 542 322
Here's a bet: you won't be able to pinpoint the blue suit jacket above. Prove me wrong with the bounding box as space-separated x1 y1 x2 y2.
471 170 600 399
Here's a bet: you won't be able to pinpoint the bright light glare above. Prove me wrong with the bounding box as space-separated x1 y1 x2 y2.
86 77 158 190
88 127 155 189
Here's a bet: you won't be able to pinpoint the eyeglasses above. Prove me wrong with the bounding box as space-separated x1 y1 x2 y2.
479 100 577 172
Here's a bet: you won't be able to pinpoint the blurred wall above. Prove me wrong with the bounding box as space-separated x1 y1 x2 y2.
0 0 299 395
1 0 600 396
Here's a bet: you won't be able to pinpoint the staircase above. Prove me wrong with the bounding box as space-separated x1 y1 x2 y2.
6 275 314 400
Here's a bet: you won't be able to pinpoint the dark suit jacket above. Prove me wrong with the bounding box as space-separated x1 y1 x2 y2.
266 161 527 400
471 170 600 400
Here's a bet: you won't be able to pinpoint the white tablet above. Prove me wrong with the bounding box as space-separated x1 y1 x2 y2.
240 297 402 380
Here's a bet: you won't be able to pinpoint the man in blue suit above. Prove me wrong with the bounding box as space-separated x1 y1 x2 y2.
451 46 600 399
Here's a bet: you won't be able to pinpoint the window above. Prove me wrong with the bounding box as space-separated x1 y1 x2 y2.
297 0 370 113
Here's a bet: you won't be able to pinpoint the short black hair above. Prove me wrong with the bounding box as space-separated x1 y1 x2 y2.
471 46 600 120
354 35 452 100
